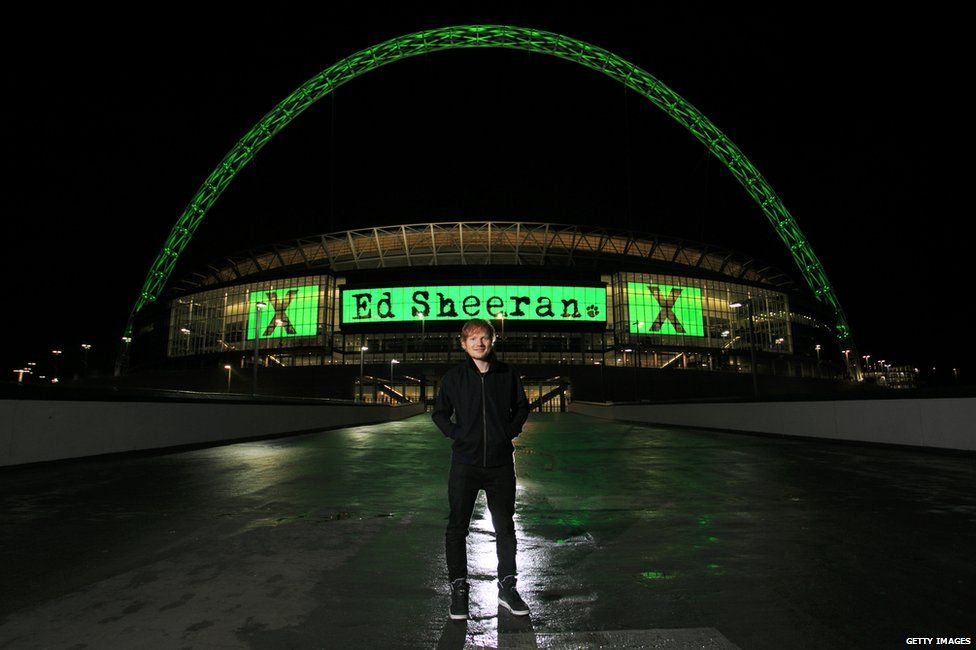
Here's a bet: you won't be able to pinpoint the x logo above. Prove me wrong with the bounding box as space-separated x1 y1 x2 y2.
263 290 299 336
648 286 685 333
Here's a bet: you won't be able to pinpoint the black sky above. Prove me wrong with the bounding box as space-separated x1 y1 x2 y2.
3 6 966 381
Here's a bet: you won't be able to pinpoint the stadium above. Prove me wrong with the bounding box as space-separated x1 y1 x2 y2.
114 27 864 406
124 221 851 407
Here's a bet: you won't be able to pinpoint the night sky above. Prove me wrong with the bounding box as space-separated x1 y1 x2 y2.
3 7 966 383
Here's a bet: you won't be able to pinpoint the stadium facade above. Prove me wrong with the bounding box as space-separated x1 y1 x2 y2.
128 222 847 404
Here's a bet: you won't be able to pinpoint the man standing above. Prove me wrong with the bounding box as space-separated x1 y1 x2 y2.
431 318 530 620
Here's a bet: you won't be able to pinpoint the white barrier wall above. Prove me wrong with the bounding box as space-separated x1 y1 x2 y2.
0 399 426 467
569 398 976 452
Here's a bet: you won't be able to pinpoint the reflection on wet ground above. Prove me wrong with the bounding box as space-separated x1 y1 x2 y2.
1 413 973 648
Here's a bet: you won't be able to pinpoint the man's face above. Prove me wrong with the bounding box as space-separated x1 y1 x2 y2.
460 328 494 361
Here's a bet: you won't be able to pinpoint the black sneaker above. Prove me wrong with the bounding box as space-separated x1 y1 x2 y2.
449 579 469 620
497 575 529 616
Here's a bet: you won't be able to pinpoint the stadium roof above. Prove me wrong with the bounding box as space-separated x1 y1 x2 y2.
173 221 798 294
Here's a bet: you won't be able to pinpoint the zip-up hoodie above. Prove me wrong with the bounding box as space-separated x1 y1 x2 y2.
431 352 530 467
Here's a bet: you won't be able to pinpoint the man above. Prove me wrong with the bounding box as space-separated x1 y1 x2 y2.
431 318 530 620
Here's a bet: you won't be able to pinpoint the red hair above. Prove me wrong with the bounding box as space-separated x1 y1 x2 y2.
459 318 496 340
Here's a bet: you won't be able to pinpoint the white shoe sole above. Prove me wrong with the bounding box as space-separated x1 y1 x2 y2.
498 598 529 616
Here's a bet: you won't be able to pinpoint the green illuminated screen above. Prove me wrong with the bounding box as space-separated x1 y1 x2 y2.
627 282 704 336
342 284 606 324
247 285 319 340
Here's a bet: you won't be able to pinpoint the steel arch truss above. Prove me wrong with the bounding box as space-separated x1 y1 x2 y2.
129 24 852 342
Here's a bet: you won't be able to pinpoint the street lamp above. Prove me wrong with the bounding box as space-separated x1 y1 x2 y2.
419 313 426 361
730 300 760 399
622 348 638 401
224 364 232 393
51 349 62 382
117 336 132 378
631 319 644 380
595 359 605 403
390 359 400 403
359 345 368 402
180 327 192 356
81 343 92 377
252 300 267 396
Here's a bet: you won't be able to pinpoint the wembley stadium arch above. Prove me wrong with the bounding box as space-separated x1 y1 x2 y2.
122 25 853 352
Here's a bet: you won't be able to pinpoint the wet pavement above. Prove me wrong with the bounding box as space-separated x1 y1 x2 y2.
1 413 973 649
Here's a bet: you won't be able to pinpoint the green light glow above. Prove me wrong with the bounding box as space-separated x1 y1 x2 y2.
247 285 319 340
341 284 605 324
554 515 584 528
627 282 704 336
125 24 853 354
640 571 674 580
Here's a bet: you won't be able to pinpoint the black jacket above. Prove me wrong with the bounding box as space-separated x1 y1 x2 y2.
431 353 530 467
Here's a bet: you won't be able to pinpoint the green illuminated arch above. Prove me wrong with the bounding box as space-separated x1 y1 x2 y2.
128 24 852 343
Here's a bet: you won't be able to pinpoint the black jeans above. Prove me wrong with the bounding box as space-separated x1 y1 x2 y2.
445 461 517 582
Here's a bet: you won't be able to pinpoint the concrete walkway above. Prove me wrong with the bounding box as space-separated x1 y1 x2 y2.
1 413 973 649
